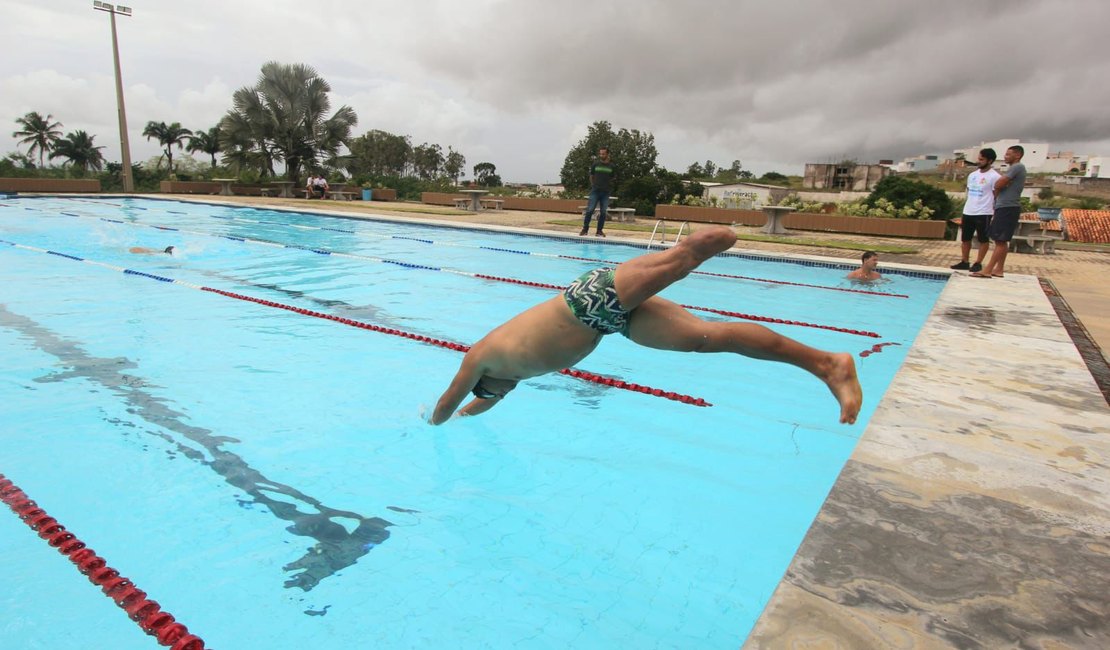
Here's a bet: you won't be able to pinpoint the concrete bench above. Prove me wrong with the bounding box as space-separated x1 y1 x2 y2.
577 206 634 222
259 187 276 197
327 190 355 201
1010 235 1059 254
609 207 635 222
480 198 504 211
453 198 471 209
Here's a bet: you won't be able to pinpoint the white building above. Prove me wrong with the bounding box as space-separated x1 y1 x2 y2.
893 154 943 173
953 139 1048 171
1086 157 1107 178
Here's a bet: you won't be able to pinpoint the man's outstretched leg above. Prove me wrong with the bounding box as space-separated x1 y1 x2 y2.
614 226 738 309
625 296 863 424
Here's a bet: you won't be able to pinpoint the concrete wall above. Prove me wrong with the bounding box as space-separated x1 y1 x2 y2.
0 178 101 192
656 204 947 238
422 192 584 213
1050 176 1110 200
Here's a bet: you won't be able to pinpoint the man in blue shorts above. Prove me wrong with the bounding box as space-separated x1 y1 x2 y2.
951 148 1000 273
972 146 1026 278
431 226 862 425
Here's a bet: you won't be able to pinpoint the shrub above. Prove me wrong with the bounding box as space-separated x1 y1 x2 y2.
865 175 953 221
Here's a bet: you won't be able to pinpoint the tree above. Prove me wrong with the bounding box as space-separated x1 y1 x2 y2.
686 162 704 178
347 129 413 177
412 142 444 181
12 111 63 169
49 130 105 174
444 147 466 186
473 162 501 186
759 171 789 184
186 126 222 169
865 175 953 221
142 121 193 174
559 120 658 195
703 160 717 178
219 61 357 183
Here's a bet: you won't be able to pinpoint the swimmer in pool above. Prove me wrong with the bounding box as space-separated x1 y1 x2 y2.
431 226 862 425
130 245 175 255
846 251 882 283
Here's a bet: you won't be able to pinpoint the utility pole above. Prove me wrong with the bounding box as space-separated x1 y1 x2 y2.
92 2 134 193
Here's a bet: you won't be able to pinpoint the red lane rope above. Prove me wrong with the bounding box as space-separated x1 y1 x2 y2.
200 287 711 407
858 341 902 357
0 473 207 650
557 255 909 298
473 273 880 338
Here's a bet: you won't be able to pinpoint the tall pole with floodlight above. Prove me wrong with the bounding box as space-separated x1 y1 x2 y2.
92 1 134 192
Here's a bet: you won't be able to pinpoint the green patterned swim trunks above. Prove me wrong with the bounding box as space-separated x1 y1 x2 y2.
562 267 630 336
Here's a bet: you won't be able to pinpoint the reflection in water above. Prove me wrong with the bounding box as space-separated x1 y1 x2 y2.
0 304 394 593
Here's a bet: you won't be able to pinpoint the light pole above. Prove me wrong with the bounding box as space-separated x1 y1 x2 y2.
92 1 134 193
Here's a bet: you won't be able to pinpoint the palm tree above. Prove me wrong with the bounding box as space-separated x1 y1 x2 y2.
49 131 105 175
219 61 357 183
186 126 222 169
142 121 193 174
12 112 64 169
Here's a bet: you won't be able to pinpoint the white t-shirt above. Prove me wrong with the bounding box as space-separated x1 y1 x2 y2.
963 168 1001 216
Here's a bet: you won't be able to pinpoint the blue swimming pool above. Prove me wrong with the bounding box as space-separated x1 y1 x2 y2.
0 197 946 648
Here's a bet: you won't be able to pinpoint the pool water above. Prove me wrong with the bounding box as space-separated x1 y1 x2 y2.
0 197 945 648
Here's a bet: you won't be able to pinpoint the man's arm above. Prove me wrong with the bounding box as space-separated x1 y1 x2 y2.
994 167 1018 192
430 355 485 425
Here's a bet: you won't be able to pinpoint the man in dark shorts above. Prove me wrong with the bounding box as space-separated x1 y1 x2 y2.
972 145 1026 278
430 227 862 426
951 148 1000 273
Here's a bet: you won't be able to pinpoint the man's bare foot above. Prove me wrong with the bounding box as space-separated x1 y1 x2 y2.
823 353 862 424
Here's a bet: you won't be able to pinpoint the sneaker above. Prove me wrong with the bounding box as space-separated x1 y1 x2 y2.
578 228 588 236
969 262 983 273
596 231 606 237
950 261 970 270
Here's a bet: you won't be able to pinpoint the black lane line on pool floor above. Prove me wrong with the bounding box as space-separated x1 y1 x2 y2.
0 305 394 595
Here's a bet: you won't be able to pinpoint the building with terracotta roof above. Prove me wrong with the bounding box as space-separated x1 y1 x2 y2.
1060 209 1110 243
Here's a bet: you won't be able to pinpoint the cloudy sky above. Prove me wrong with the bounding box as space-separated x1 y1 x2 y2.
2 0 1108 182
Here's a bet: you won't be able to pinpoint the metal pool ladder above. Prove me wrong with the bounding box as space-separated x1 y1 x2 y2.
647 220 689 249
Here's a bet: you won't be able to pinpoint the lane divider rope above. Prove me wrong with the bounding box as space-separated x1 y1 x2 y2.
41 211 880 338
0 239 711 407
53 197 908 298
0 473 207 650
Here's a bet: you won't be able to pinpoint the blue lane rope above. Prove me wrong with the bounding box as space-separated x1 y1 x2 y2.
50 196 907 297
10 208 882 338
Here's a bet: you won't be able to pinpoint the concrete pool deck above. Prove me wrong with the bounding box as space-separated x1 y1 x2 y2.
153 196 1110 647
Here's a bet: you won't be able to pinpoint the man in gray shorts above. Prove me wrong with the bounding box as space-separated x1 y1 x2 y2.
972 145 1026 278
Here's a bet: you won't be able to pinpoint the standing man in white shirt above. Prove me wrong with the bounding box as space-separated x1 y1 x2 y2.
951 148 1001 273
972 145 1027 279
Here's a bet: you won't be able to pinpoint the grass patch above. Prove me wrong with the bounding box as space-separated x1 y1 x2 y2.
1056 240 1110 253
545 220 919 254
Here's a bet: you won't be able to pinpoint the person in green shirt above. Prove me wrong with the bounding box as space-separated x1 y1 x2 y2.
579 147 615 237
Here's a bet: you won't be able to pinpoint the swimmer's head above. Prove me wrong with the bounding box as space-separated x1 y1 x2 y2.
164 246 175 254
471 376 518 400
